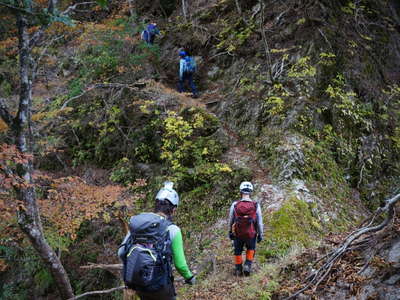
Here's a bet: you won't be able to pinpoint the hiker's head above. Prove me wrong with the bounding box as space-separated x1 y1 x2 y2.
239 181 253 196
179 50 187 58
155 181 179 214
155 199 176 217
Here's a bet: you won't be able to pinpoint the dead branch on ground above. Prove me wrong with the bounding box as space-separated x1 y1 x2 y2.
285 192 400 300
80 263 123 271
68 285 126 300
80 263 188 283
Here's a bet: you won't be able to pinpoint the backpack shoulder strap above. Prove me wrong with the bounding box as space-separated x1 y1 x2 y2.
233 200 240 208
233 200 242 215
253 201 258 210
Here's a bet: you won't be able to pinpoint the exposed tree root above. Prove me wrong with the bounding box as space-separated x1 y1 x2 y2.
284 192 400 300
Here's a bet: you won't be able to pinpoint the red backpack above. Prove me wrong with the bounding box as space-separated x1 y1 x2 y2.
233 200 258 240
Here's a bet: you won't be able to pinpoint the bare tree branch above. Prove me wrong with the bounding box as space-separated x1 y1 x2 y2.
28 0 58 49
61 1 97 16
0 1 36 14
61 83 140 109
68 286 126 300
0 98 14 127
32 34 64 82
285 192 400 300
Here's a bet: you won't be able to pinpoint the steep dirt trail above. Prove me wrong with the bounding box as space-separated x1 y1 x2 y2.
171 93 285 299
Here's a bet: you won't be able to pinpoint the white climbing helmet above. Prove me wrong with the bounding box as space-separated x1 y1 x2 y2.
156 181 179 206
239 181 253 194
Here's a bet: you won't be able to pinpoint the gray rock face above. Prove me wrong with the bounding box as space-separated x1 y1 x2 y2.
388 238 400 263
291 179 316 204
384 274 400 285
211 127 231 150
207 66 220 79
135 163 154 177
253 183 285 211
276 134 305 181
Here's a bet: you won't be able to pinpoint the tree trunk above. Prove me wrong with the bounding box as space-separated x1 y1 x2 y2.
259 0 273 81
182 0 187 21
15 13 74 300
127 0 135 17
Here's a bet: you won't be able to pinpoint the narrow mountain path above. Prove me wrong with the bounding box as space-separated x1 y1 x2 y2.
172 91 287 299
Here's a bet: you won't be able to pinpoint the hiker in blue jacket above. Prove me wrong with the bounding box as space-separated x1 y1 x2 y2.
178 50 198 98
141 22 160 45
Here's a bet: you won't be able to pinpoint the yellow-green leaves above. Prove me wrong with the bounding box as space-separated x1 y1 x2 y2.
263 83 291 118
326 74 373 131
216 20 255 54
288 56 316 78
161 111 193 170
318 52 336 66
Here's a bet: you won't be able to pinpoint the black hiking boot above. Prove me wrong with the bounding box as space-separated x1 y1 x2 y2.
243 261 252 276
234 264 243 276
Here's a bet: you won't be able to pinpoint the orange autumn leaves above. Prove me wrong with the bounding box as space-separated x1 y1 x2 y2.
38 177 124 240
1 143 144 241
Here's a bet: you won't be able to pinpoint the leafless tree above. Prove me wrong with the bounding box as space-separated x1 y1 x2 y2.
0 0 95 298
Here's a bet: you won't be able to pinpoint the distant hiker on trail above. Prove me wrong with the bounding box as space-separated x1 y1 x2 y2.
118 182 195 300
229 181 263 276
178 50 198 98
141 22 160 45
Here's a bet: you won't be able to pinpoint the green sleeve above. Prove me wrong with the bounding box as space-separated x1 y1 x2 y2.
171 229 193 280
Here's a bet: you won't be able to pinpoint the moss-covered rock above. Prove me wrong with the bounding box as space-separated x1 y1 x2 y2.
258 196 322 259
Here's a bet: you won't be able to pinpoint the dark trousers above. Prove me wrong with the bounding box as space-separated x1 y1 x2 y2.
149 34 155 45
144 33 155 45
178 72 197 96
233 237 256 255
136 282 176 300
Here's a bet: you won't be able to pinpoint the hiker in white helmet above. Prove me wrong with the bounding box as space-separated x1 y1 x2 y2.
118 182 195 300
228 181 263 276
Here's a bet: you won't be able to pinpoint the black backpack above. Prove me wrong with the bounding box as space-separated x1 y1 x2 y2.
120 213 173 292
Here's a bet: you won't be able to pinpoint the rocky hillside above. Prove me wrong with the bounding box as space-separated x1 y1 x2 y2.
0 0 399 299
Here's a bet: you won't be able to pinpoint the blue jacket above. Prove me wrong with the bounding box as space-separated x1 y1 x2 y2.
179 56 196 79
147 24 160 36
179 58 186 79
142 24 160 43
